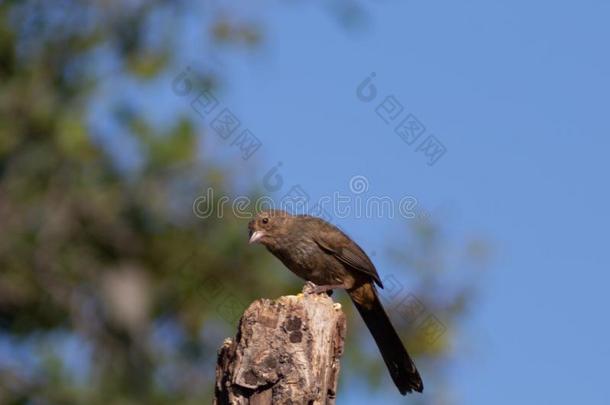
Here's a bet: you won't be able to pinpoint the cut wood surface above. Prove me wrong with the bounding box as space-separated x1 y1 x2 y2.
214 283 347 404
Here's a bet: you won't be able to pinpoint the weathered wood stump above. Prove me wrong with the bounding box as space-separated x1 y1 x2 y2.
214 283 347 404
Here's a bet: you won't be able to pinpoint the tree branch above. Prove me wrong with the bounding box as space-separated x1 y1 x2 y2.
214 284 346 404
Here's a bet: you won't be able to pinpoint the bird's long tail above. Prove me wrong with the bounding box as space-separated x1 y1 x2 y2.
348 282 423 395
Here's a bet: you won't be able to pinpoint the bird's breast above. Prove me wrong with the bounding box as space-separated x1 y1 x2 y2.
267 237 347 285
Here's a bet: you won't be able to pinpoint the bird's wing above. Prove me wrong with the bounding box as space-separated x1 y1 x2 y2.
313 233 384 288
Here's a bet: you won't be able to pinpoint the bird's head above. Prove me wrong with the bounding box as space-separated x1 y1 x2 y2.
248 210 293 246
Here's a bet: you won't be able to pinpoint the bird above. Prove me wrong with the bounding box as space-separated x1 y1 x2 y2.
248 210 423 395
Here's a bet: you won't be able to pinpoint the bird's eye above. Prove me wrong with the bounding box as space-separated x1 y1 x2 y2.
262 217 269 224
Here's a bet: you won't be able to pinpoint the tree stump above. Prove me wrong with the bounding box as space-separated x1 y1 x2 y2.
214 283 347 404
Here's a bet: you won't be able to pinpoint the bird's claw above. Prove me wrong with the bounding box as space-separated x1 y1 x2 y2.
302 281 335 296
302 281 318 295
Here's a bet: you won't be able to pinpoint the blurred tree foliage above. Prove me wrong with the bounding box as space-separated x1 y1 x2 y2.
0 1 488 404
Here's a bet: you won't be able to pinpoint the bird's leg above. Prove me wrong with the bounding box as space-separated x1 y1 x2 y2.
302 281 318 295
313 284 344 295
303 281 344 296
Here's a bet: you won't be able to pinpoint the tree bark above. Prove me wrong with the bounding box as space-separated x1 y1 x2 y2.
214 283 347 404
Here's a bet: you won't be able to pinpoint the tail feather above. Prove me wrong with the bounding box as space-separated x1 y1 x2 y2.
349 282 423 395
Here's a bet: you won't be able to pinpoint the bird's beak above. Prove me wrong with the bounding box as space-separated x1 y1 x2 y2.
249 230 265 244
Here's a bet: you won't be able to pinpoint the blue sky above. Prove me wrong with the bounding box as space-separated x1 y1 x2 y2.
178 1 610 403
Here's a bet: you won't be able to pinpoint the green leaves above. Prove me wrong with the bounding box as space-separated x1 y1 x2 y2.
128 117 197 170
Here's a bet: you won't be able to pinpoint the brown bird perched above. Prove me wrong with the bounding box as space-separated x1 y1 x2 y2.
248 210 423 395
